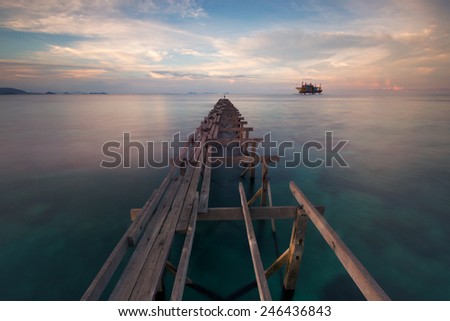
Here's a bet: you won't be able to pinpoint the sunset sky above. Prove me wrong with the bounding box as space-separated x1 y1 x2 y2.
0 0 449 94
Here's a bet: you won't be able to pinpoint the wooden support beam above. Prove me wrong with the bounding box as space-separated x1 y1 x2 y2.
81 233 129 300
240 165 250 177
200 206 298 221
290 181 390 301
176 167 200 233
265 248 289 279
250 142 256 178
261 160 268 206
220 127 253 133
238 182 272 301
130 189 157 222
247 187 262 206
206 138 263 144
198 146 212 214
171 193 199 301
127 168 175 246
109 175 183 300
283 207 308 290
80 172 173 301
129 167 202 300
267 181 276 233
130 208 141 222
210 155 280 166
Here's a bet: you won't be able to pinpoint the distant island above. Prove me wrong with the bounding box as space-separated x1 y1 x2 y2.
0 87 29 95
0 87 108 95
187 91 220 95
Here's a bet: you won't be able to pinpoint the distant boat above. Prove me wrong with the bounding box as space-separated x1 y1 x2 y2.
296 82 323 95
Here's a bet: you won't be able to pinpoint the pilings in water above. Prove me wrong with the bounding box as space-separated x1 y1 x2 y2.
81 98 389 301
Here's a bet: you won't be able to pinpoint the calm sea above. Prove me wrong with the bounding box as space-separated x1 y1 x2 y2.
0 93 449 300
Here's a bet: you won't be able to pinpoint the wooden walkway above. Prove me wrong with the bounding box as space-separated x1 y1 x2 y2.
81 98 390 301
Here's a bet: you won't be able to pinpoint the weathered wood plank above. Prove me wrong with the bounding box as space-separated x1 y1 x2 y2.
265 248 289 278
176 166 201 232
130 208 141 222
267 181 276 233
81 179 164 300
198 146 212 214
171 193 199 300
127 167 176 246
109 175 183 300
130 189 157 222
81 234 129 300
200 206 298 221
130 166 202 300
283 207 307 290
261 160 268 206
247 187 262 206
250 142 256 178
206 138 263 144
220 127 253 132
289 181 390 301
239 182 272 301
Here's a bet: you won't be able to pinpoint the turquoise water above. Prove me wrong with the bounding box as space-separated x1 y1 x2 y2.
0 93 449 300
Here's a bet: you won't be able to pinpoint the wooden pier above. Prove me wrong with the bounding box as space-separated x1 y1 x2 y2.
82 98 390 301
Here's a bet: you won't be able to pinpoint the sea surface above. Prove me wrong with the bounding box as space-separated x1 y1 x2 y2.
0 93 449 300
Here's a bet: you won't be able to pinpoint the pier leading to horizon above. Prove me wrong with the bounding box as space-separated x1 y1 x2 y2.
81 98 389 301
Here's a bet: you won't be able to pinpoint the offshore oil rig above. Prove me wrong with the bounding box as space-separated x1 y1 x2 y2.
82 98 388 301
296 82 323 95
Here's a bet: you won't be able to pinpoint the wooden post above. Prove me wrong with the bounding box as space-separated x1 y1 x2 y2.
283 207 308 291
250 142 256 179
260 158 268 206
265 249 289 278
267 181 276 233
198 146 212 214
247 187 262 206
171 193 199 300
238 182 272 301
130 208 141 222
180 160 186 176
289 181 390 301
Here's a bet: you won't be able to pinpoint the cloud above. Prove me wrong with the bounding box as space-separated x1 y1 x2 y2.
149 70 252 80
0 0 449 92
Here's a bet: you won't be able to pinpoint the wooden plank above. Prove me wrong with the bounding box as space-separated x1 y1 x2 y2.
238 182 272 301
247 187 262 206
266 248 289 278
240 166 250 177
289 181 390 301
130 189 157 222
83 166 178 300
131 166 201 300
171 193 199 300
212 116 220 138
260 160 268 206
81 178 165 300
221 120 248 125
130 208 141 222
220 127 253 132
127 167 176 246
198 146 212 214
267 181 276 233
130 166 202 300
250 142 256 178
200 206 298 221
109 175 183 300
176 165 202 232
81 233 129 300
283 207 308 290
166 261 194 286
